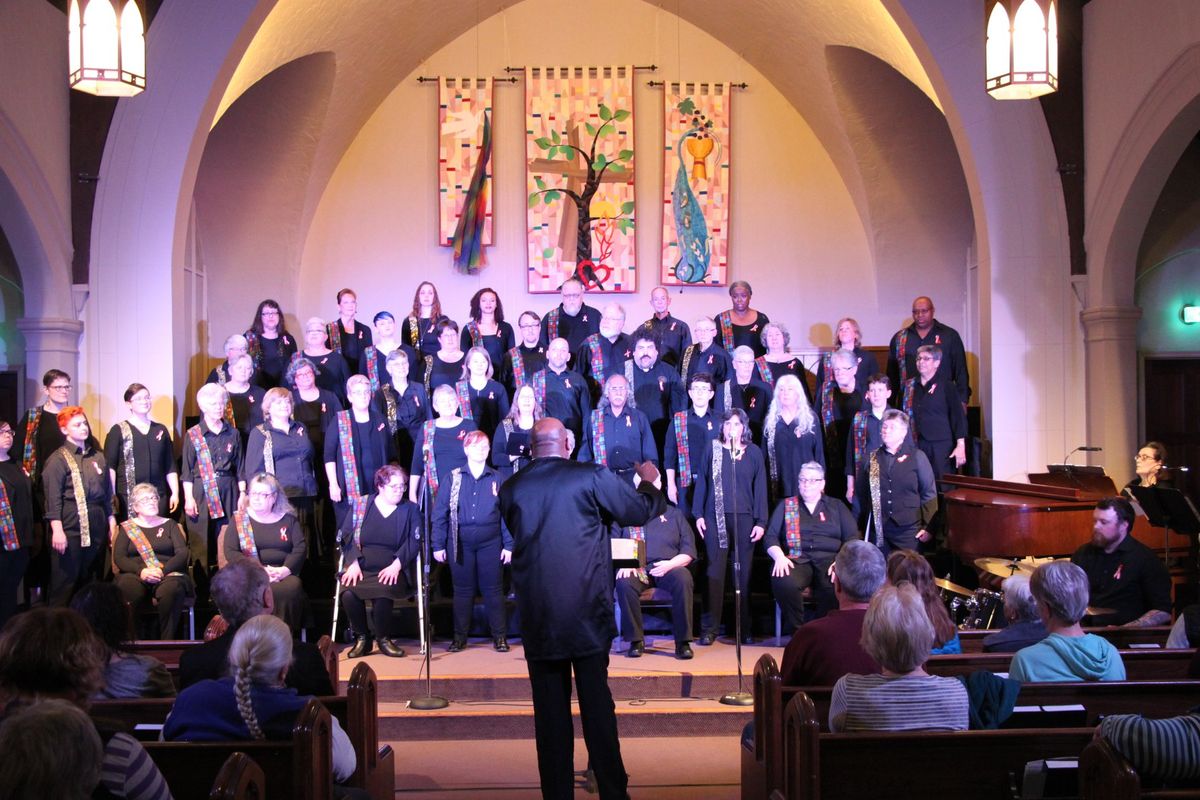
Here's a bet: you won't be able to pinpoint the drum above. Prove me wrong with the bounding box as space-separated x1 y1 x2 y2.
957 588 1004 630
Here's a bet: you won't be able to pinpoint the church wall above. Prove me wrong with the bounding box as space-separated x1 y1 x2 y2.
0 227 25 369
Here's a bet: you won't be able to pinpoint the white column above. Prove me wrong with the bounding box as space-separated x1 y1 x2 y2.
15 316 83 408
1081 305 1141 476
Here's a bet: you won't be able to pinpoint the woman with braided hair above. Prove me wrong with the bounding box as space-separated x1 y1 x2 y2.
164 615 356 783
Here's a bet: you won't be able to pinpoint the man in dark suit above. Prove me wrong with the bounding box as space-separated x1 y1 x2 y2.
178 559 333 695
500 418 664 800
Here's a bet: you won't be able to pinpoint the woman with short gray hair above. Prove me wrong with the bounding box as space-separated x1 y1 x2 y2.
981 574 1049 653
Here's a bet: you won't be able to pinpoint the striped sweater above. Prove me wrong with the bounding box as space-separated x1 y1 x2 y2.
829 672 969 733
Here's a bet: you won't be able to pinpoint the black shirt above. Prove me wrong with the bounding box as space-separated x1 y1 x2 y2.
42 444 113 536
575 333 634 400
14 407 66 487
1071 535 1172 626
425 353 465 395
715 377 773 446
329 319 373 376
340 498 421 573
401 315 442 358
538 368 592 444
680 343 731 386
539 303 601 364
491 419 533 478
458 379 510 444
0 460 34 547
888 319 971 404
578 407 658 471
411 420 478 499
323 410 396 497
103 421 176 499
226 386 265 450
715 311 770 357
242 422 318 498
907 376 967 444
461 321 516 368
291 388 342 460
642 315 692 368
691 442 769 528
359 343 420 390
765 418 826 501
762 495 858 563
113 520 188 575
251 332 297 389
373 382 431 471
500 344 548 396
305 351 351 407
224 513 306 574
432 465 513 554
616 504 696 564
663 408 719 486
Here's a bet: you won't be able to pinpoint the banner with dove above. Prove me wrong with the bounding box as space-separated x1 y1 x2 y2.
438 77 493 273
661 82 731 287
525 65 636 293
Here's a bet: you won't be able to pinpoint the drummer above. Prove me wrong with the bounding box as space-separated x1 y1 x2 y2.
1070 497 1171 628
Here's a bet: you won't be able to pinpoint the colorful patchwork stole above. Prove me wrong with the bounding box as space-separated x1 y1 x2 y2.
57 447 91 547
187 425 224 518
902 379 917 440
585 335 606 381
119 422 136 496
347 495 370 549
532 370 547 408
422 420 440 497
895 328 910 386
820 379 837 452
711 445 729 548
245 331 262 370
590 409 608 467
508 347 527 388
466 322 482 348
447 468 464 563
680 344 696 381
546 308 560 342
381 384 399 434
336 411 363 498
21 408 39 477
672 412 693 487
120 520 162 570
718 311 735 352
783 497 801 557
257 425 276 474
327 321 344 354
455 381 474 421
868 451 883 546
0 478 19 551
407 316 421 348
851 411 871 477
626 524 648 582
363 346 381 393
232 511 259 559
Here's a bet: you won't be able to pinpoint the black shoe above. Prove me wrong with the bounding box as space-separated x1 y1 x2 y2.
626 640 644 658
698 633 716 646
379 638 406 658
347 635 373 659
493 636 510 652
448 637 468 653
675 642 694 660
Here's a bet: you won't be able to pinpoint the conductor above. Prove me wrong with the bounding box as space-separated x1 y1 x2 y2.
499 417 665 800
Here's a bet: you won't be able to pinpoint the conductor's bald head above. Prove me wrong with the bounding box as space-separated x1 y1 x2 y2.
531 418 570 459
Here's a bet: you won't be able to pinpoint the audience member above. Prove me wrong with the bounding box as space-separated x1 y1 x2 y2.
69 582 175 699
981 574 1048 653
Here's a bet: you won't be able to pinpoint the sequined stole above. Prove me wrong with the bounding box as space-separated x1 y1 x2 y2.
851 411 870 477
258 424 275 475
895 328 909 386
868 450 883 546
680 344 696 381
119 421 136 498
381 384 399 434
712 445 728 548
407 316 420 347
447 468 463 563
57 447 91 547
902 379 917 440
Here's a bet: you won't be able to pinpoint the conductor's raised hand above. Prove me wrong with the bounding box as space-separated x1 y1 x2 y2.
633 461 660 488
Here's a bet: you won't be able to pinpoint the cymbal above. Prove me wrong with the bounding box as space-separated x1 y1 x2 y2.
1086 606 1116 617
974 557 1035 578
934 577 972 597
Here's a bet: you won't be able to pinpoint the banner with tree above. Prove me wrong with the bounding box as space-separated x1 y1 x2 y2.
525 65 636 293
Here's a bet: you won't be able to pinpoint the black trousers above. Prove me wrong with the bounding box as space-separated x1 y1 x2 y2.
0 547 30 629
615 567 693 643
881 519 920 557
449 533 505 638
526 652 626 800
701 513 755 638
48 535 101 606
268 574 306 634
114 572 192 639
340 592 397 639
771 556 835 630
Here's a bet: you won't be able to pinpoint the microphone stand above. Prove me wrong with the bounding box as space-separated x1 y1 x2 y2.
720 442 752 707
410 471 449 710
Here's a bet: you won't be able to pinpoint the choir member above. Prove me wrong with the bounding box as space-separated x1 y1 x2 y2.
327 288 373 375
15 369 73 495
578 374 657 481
538 276 600 366
492 384 542 478
424 318 466 395
857 409 937 556
42 406 115 606
0 419 34 628
614 503 697 659
112 482 192 639
103 382 178 520
642 286 692 368
359 311 419 391
454 346 510 443
287 357 342 487
680 316 731 386
763 374 825 503
224 473 307 634
901 344 967 479
887 295 970 406
664 372 721 509
244 299 297 389
183 383 243 581
409 384 477 505
845 374 899 510
243 388 318 549
714 280 770 356
500 310 547 396
300 317 351 407
461 287 515 368
205 334 258 387
223 353 265 451
374 348 430 473
324 376 395 525
715 346 773 446
576 303 633 402
757 322 815 403
533 338 591 455
815 317 879 395
816 350 863 503
627 331 687 466
691 408 768 644
433 431 513 652
339 464 420 658
401 280 444 358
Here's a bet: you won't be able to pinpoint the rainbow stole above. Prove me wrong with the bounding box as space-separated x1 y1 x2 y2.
851 411 870 477
58 447 91 547
590 409 608 466
754 357 773 385
21 407 39 477
120 520 162 570
783 497 801 557
466 322 482 348
245 330 262 369
895 328 909 386
364 346 382 393
902 379 917 440
187 425 224 518
820 374 837 452
718 311 735 352
672 411 693 487
0 477 19 551
232 510 259 559
336 411 362 498
455 381 474 421
585 335 606 381
532 370 547 408
626 524 648 583
546 307 560 341
422 420 440 496
327 321 344 354
348 495 370 549
508 347 526 388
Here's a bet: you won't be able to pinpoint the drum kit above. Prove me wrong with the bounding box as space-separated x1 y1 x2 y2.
935 556 1115 630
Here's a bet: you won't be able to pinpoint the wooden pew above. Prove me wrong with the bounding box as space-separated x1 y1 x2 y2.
124 634 339 689
744 654 1200 800
958 626 1174 653
144 698 331 800
92 663 393 800
776 691 1095 800
925 648 1196 680
208 752 266 800
1080 737 1200 800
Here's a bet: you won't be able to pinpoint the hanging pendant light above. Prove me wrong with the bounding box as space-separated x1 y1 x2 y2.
68 0 146 97
985 0 1057 99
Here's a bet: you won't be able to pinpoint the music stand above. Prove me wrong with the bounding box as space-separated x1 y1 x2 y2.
1126 484 1200 566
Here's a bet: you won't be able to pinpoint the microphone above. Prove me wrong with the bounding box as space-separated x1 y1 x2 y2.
1063 445 1103 465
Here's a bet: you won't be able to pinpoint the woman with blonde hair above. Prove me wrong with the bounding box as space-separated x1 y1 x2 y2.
455 346 510 444
491 384 544 477
762 374 824 503
243 387 318 547
815 317 879 395
164 615 355 782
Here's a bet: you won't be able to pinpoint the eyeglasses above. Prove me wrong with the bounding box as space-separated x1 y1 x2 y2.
1134 454 1158 462
49 384 72 391
248 490 276 498
799 478 825 484
915 355 935 362
519 323 540 329
0 428 13 436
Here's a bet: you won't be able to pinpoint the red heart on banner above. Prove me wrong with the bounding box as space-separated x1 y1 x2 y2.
576 260 612 290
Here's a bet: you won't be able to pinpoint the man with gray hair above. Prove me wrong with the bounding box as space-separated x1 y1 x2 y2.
779 539 885 686
981 574 1048 653
576 302 633 403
